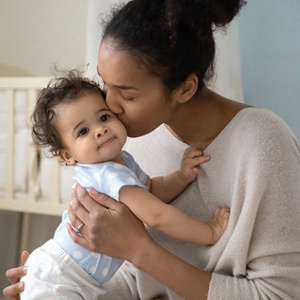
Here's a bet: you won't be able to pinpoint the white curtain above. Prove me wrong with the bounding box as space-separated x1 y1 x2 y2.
85 0 125 78
212 20 244 101
85 0 243 101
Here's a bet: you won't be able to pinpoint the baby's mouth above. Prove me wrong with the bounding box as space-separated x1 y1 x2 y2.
99 136 116 148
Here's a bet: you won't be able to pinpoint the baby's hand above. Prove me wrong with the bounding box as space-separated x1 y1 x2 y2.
208 207 230 245
180 147 210 183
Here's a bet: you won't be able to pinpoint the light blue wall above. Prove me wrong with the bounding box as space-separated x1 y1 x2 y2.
238 1 300 141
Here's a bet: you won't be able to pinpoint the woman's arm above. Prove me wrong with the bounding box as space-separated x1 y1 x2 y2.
131 232 212 300
67 185 212 300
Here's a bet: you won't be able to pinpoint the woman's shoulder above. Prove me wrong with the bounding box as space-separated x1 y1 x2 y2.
232 107 296 138
235 107 282 125
228 107 299 154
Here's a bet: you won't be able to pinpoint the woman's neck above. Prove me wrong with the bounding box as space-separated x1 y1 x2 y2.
165 88 249 150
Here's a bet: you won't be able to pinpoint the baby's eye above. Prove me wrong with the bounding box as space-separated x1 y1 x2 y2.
79 128 89 136
100 114 110 122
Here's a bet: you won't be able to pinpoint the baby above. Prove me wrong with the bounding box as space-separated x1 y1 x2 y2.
21 70 229 298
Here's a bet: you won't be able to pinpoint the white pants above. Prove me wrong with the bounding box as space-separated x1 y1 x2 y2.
20 239 139 300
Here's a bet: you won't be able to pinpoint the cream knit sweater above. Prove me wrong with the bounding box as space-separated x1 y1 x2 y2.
99 108 300 300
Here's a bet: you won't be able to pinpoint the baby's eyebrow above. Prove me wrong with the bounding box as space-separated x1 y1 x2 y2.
72 120 84 134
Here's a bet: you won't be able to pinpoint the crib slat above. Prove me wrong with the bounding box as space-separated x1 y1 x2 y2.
52 161 61 205
6 89 15 201
0 77 66 216
27 89 39 203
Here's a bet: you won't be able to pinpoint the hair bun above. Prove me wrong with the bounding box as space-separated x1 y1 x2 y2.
210 0 247 27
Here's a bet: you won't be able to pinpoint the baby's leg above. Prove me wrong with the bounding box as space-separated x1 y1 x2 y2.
21 240 139 300
20 244 85 300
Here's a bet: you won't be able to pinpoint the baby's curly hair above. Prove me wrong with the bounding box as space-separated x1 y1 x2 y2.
31 70 104 156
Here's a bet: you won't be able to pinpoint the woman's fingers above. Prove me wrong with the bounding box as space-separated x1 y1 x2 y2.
68 185 111 243
88 188 120 209
3 264 27 299
67 203 82 229
69 186 147 259
66 222 90 248
69 184 91 225
5 266 26 284
2 281 24 300
20 251 30 265
5 251 28 285
72 184 90 212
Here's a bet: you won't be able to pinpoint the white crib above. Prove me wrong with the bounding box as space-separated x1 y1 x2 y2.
0 77 74 217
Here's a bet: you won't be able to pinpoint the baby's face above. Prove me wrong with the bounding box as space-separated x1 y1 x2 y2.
54 92 127 165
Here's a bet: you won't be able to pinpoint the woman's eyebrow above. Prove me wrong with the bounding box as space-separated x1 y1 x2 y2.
113 84 139 91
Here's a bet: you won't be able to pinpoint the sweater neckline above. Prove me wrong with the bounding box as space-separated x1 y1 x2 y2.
161 107 259 152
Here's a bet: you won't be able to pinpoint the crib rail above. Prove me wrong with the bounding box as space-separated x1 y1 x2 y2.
0 77 66 216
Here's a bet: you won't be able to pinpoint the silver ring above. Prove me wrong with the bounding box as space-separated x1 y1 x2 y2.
76 223 85 234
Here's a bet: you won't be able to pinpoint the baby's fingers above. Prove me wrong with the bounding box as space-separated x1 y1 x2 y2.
184 147 210 164
184 147 203 158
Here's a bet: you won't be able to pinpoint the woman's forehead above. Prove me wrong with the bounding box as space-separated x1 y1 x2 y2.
98 48 151 85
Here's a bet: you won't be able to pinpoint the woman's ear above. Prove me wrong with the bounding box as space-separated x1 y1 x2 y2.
173 74 198 104
58 149 76 165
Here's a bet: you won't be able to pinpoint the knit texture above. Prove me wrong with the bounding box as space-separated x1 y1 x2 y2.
104 108 300 299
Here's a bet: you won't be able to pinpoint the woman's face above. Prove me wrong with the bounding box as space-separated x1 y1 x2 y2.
98 39 174 137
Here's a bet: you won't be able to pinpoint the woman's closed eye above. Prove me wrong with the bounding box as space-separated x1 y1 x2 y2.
120 94 134 101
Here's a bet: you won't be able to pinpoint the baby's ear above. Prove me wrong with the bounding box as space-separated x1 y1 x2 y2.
58 149 76 165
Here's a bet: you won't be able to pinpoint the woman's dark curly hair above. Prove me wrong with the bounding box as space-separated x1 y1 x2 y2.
31 70 104 156
102 0 246 91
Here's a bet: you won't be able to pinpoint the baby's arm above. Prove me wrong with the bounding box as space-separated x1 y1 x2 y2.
149 147 210 203
119 185 229 245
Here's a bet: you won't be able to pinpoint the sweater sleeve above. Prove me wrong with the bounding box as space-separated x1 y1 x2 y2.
208 110 300 300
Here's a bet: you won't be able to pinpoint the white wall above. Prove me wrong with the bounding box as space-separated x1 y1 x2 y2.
0 0 87 76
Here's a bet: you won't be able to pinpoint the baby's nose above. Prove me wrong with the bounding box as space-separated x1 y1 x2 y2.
95 126 108 138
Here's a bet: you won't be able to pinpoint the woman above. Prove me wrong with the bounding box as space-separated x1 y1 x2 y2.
4 0 300 299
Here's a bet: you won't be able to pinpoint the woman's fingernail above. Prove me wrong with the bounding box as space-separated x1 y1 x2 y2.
77 185 86 197
89 188 97 195
23 266 28 274
18 281 25 290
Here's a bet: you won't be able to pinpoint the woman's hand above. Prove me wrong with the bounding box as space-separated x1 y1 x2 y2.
67 185 212 300
67 184 150 262
2 251 29 299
